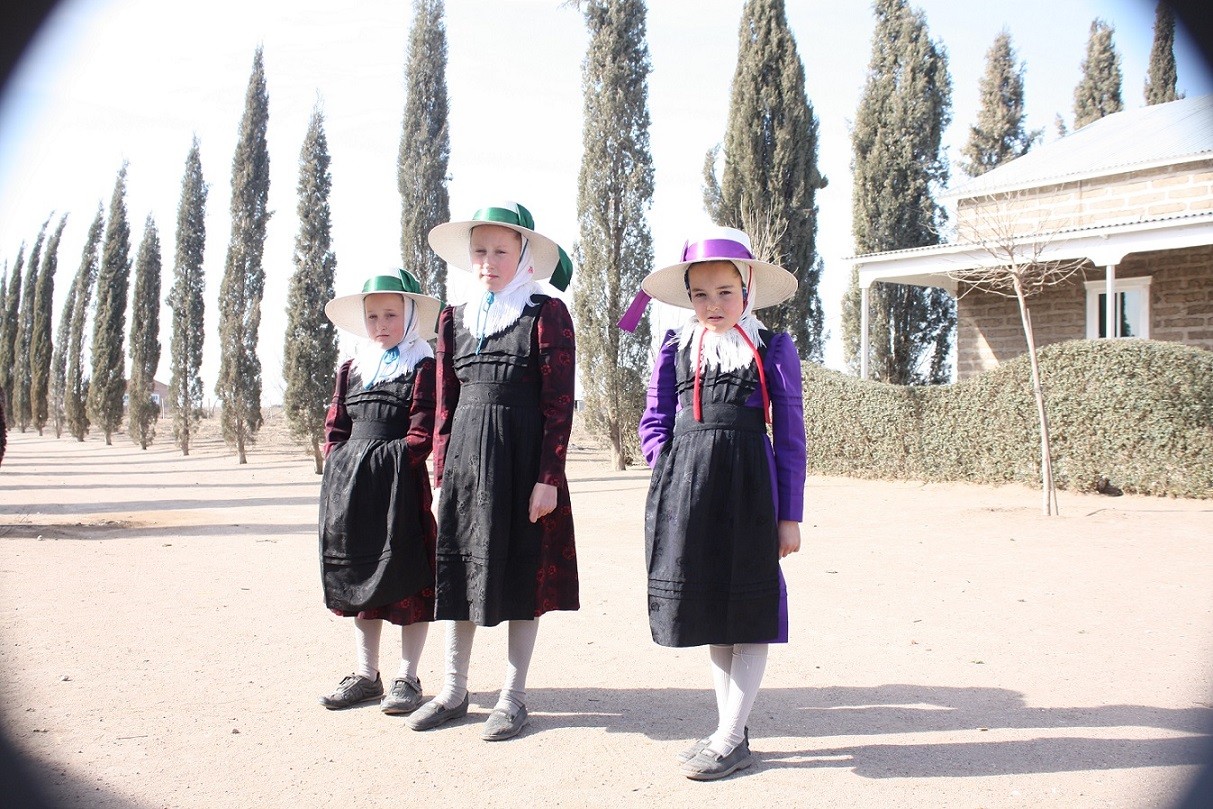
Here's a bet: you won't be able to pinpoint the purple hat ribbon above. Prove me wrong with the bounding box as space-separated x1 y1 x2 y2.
681 237 754 263
617 289 651 333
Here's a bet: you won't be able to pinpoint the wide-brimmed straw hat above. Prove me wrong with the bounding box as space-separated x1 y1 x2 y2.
427 201 572 291
323 269 441 340
640 226 797 310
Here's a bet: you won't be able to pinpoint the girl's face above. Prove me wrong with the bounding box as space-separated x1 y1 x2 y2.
470 224 523 292
363 292 408 349
688 260 746 334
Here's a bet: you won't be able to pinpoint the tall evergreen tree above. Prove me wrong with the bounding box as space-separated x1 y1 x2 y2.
88 164 133 445
168 138 208 456
284 106 338 474
702 0 828 359
128 215 162 450
0 264 6 405
13 219 49 431
50 258 76 439
216 47 271 464
66 206 104 441
1145 1 1180 105
1073 18 1123 129
0 247 24 414
30 214 67 434
842 0 954 385
398 0 451 301
961 30 1040 177
574 0 655 471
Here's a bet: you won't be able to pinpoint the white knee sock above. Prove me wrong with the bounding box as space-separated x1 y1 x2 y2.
708 644 733 720
396 622 429 681
496 619 540 712
434 620 475 707
354 617 383 681
707 643 768 755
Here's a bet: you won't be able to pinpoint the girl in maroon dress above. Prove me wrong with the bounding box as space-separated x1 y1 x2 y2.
316 270 442 715
406 202 578 741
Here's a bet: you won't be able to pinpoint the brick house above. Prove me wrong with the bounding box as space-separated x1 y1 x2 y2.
849 94 1213 380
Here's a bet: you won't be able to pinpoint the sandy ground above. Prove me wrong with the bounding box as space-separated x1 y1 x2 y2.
1 415 1212 809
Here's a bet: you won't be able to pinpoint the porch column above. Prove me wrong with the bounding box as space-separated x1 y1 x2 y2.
860 283 870 380
1105 264 1118 338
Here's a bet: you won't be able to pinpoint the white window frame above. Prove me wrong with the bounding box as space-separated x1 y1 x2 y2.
1084 275 1151 339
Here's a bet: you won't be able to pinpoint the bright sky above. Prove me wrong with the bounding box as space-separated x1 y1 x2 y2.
0 0 1209 405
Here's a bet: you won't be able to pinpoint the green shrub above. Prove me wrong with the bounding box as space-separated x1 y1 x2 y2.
802 339 1213 498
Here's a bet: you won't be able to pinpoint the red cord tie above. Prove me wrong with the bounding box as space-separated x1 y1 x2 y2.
692 324 771 425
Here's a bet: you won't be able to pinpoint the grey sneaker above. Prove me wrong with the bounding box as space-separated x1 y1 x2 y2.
319 673 384 710
381 675 425 715
481 704 528 741
676 737 710 764
676 727 748 763
681 738 754 781
406 693 470 731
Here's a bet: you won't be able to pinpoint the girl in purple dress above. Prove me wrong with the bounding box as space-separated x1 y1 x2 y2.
635 226 806 780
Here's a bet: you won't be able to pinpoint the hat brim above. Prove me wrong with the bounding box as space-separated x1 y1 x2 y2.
428 221 561 282
324 291 441 340
641 258 798 310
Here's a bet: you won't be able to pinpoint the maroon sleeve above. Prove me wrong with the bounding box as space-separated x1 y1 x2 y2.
535 297 576 489
405 357 436 468
322 360 352 458
432 306 459 487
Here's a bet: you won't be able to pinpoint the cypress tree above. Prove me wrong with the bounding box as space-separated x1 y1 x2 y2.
398 0 451 301
842 0 954 385
13 219 49 431
0 247 24 414
1145 2 1180 105
0 264 6 405
1073 19 1123 129
961 30 1041 177
216 47 271 464
88 164 133 445
50 260 76 438
574 0 655 471
66 206 104 441
168 138 208 456
128 215 162 450
30 214 67 434
283 106 338 474
703 0 827 359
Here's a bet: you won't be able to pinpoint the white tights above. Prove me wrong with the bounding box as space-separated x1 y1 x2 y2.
353 616 429 682
707 642 769 755
433 619 540 712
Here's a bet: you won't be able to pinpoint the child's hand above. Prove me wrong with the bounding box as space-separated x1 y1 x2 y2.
778 520 801 558
529 482 558 523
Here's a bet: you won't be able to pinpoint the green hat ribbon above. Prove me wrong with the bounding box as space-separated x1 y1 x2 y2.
551 245 573 292
472 203 535 230
362 269 423 295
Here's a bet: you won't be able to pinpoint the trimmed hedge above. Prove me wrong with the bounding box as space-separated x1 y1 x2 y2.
802 339 1213 498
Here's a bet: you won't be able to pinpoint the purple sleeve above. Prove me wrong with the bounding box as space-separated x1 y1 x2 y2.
767 332 806 522
638 330 679 467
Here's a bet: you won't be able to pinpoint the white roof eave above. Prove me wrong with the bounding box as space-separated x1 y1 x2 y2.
850 214 1213 291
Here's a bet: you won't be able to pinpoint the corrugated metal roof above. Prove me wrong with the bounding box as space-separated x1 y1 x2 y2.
946 94 1213 199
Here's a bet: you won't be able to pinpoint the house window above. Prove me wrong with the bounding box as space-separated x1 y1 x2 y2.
1085 276 1151 339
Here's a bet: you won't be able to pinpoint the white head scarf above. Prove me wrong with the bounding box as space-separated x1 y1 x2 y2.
460 236 545 344
351 296 434 388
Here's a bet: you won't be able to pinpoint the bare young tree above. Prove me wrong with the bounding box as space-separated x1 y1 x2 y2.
944 194 1086 515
